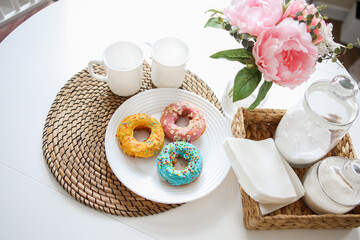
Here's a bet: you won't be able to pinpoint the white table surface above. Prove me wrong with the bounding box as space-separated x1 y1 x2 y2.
1 0 359 239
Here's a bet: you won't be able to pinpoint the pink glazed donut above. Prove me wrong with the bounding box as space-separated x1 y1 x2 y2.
160 102 206 142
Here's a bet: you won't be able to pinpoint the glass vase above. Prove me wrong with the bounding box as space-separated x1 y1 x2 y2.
221 77 267 121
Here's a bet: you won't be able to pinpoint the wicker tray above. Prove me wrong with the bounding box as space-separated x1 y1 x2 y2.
231 108 360 230
42 61 222 217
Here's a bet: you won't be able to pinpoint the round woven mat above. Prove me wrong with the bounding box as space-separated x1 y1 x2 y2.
42 61 222 216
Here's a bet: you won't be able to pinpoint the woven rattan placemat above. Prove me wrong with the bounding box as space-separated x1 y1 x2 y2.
42 61 222 216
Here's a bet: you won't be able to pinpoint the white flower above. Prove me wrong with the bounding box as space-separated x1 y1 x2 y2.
317 23 341 57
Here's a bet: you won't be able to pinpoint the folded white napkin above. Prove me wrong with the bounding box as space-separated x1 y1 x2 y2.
223 137 304 215
258 157 304 215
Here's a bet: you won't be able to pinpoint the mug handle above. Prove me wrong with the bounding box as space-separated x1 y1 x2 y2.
88 60 107 82
142 42 152 64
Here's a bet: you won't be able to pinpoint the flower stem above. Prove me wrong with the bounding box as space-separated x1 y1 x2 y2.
227 86 234 98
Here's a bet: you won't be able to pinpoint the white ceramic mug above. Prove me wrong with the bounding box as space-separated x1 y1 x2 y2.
88 41 143 96
151 37 189 88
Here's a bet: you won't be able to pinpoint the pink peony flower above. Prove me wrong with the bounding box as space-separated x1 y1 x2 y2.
253 18 318 89
281 0 308 21
224 0 283 37
282 0 324 44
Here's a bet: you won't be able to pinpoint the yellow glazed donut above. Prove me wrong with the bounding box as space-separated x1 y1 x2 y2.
116 113 165 158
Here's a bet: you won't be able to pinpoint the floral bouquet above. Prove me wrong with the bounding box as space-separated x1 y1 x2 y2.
205 0 357 109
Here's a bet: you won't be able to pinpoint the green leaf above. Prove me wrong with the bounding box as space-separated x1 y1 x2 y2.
242 39 249 48
306 14 314 20
310 31 318 42
204 17 223 29
205 9 223 15
248 81 273 110
317 21 322 28
223 22 232 31
233 68 262 102
241 33 251 40
210 48 253 64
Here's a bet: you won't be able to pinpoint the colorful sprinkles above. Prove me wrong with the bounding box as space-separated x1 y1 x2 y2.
160 102 206 143
116 113 165 158
156 141 203 186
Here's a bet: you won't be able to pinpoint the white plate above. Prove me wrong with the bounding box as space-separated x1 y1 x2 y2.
105 88 231 204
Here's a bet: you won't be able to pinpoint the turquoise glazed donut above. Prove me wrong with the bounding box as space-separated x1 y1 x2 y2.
156 142 203 186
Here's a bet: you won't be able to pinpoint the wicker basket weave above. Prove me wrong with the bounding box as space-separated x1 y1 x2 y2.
231 108 360 230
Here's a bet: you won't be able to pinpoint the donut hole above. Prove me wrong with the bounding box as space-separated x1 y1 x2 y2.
173 157 188 170
175 115 191 127
133 126 151 142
